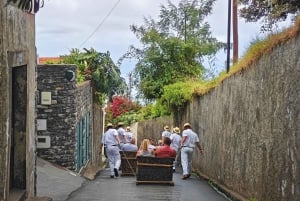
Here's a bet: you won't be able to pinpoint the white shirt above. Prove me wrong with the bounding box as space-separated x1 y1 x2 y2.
124 131 133 143
103 128 118 146
182 128 199 148
117 127 126 143
170 133 182 151
162 130 171 138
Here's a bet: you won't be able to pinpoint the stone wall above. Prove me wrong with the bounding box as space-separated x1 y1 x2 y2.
36 65 93 171
75 81 93 170
91 103 104 168
136 117 172 146
174 34 300 201
0 2 37 200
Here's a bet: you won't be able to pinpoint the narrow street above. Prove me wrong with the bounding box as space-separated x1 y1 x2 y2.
65 168 230 201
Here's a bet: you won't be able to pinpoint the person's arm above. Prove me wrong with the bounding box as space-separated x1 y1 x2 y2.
196 142 203 154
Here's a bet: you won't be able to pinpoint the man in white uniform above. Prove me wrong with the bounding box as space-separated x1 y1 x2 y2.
161 125 171 142
100 123 121 178
170 127 182 172
180 123 203 179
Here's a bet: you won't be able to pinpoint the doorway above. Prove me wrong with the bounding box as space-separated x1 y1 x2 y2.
10 65 27 190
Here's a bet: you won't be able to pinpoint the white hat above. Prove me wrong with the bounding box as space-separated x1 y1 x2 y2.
183 123 191 128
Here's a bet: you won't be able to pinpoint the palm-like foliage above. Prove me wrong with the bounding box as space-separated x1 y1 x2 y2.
61 48 127 105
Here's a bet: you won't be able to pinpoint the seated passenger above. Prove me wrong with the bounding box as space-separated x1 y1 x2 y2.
148 138 156 152
122 137 138 152
136 139 154 157
155 137 176 158
124 126 134 143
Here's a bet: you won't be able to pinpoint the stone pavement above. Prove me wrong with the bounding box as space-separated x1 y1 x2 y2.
36 158 86 201
66 167 231 201
36 157 231 201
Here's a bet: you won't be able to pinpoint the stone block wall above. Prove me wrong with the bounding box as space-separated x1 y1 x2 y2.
175 34 300 201
36 65 93 171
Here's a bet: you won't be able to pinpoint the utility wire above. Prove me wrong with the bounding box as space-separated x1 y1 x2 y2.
79 0 121 48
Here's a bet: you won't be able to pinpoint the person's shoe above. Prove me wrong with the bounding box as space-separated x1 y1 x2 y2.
110 175 114 178
182 174 189 180
187 174 191 178
173 168 176 173
114 168 119 177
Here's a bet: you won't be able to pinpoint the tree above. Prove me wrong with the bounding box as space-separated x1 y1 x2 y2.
107 96 140 118
120 0 225 101
61 48 127 104
239 0 300 31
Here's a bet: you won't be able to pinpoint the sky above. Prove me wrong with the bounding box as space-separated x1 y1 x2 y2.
35 0 285 79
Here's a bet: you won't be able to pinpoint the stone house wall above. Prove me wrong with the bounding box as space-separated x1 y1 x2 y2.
36 65 93 171
0 1 37 200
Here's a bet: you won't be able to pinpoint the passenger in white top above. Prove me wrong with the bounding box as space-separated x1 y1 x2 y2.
122 137 138 152
180 123 203 180
124 126 134 143
148 138 156 152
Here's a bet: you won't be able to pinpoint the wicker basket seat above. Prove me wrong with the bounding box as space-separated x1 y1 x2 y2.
136 156 175 185
120 151 137 176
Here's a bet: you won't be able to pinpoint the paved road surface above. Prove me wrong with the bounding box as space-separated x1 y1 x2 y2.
66 168 230 201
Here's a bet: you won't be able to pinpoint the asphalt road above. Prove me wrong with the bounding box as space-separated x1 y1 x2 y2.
65 168 231 201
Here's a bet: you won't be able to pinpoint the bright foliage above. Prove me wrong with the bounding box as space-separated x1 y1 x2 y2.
108 96 140 118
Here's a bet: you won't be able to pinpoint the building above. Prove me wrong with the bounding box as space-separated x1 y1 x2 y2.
0 0 42 200
36 64 93 171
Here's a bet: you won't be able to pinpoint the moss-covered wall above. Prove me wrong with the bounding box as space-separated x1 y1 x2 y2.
176 33 300 201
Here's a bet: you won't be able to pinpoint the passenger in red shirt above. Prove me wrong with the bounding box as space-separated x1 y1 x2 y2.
155 137 176 158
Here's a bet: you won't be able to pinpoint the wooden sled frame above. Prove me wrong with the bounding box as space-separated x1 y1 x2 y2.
136 156 175 185
120 151 137 176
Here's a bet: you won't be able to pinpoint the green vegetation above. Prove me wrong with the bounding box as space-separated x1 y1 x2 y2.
239 0 300 31
120 0 225 101
147 16 300 117
60 48 127 105
114 13 300 125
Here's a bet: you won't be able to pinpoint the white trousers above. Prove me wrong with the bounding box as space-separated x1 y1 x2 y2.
106 145 121 176
181 147 194 175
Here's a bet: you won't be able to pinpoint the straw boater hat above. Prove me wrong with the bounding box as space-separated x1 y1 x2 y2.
106 123 113 128
126 126 131 131
183 123 191 128
164 125 170 130
173 127 180 134
118 122 124 126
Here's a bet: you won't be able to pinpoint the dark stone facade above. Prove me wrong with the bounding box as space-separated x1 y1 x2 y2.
36 65 92 171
